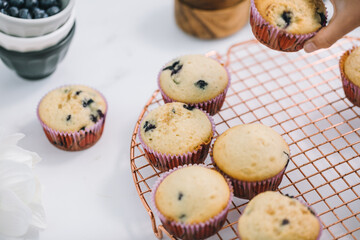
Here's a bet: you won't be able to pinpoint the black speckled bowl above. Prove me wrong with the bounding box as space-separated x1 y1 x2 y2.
0 22 76 80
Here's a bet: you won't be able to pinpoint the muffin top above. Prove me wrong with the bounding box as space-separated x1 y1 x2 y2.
155 165 230 224
38 85 107 133
212 123 289 181
345 47 360 87
140 102 213 155
255 0 326 34
159 55 229 103
238 191 320 240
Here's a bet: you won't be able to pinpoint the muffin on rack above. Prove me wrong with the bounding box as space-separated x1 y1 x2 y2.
250 0 327 52
238 191 322 240
340 46 360 107
158 54 230 115
211 123 289 199
38 85 107 151
139 102 214 171
152 164 233 240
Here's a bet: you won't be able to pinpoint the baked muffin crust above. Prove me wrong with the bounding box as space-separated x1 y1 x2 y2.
255 0 326 34
38 85 106 133
155 165 230 224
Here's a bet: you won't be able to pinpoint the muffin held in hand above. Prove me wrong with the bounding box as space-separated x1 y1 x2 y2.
158 54 230 115
340 46 360 107
152 164 233 240
139 102 214 171
38 85 107 151
238 191 322 240
211 123 289 199
250 0 326 52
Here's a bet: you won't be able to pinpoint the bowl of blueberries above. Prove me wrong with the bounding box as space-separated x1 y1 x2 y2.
0 0 75 37
0 0 76 80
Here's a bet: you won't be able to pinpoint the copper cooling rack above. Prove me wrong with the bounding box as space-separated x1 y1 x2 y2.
130 37 360 240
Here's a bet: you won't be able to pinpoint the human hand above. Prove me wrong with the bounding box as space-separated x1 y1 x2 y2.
304 0 360 53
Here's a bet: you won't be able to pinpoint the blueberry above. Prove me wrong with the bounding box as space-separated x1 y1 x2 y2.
66 115 71 121
178 192 183 201
179 214 186 220
9 0 24 8
24 0 37 8
143 121 156 132
281 11 292 28
19 8 31 18
317 12 326 27
90 114 98 123
32 7 45 18
46 5 59 16
194 80 208 90
284 193 294 199
0 8 8 14
172 108 176 114
183 104 195 111
82 98 94 108
39 0 55 9
75 90 82 96
79 126 86 131
308 207 316 216
163 60 183 76
0 0 9 9
97 109 104 118
8 6 18 17
281 219 290 226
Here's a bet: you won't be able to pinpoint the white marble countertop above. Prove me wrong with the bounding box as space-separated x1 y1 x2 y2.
0 0 359 239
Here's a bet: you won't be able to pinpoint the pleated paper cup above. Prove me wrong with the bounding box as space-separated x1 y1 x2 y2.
250 0 327 52
339 46 360 107
138 109 215 171
211 153 289 199
151 164 234 240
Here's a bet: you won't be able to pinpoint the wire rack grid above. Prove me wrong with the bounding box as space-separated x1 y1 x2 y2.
130 37 360 240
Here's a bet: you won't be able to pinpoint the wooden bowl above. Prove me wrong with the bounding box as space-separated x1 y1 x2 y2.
175 0 250 39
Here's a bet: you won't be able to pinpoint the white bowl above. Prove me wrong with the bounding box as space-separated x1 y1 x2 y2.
0 10 75 53
0 0 75 38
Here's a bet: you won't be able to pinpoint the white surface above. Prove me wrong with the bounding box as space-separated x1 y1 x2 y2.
0 0 359 240
0 11 75 53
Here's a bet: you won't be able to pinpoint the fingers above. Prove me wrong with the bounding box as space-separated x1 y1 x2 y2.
304 0 360 53
304 11 357 53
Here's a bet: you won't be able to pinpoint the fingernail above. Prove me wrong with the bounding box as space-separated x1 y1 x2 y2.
304 42 317 53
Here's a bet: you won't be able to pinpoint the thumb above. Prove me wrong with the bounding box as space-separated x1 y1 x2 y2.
304 11 356 53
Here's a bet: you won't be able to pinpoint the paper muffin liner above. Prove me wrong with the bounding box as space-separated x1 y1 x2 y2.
158 57 231 116
339 46 360 107
250 0 327 52
37 85 108 151
237 195 322 240
211 153 290 199
138 109 216 172
151 164 234 240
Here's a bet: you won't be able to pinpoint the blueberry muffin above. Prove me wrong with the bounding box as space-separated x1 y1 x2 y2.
158 55 230 115
238 191 321 240
340 46 360 106
212 123 289 198
255 0 326 34
139 102 213 171
250 0 326 51
344 47 360 86
153 165 232 239
38 85 107 151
